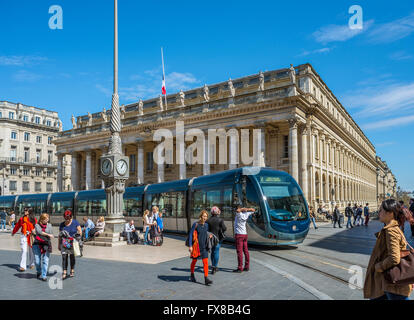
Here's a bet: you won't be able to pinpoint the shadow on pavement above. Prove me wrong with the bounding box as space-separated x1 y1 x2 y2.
1 263 20 270
14 273 37 279
158 275 192 283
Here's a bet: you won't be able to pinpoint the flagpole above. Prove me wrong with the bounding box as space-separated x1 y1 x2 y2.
161 47 168 109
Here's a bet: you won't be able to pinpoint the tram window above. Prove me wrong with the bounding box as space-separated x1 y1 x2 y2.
51 200 72 215
148 192 185 218
206 190 220 211
18 201 46 215
124 198 142 216
246 181 265 230
77 199 106 215
192 190 206 218
222 187 233 220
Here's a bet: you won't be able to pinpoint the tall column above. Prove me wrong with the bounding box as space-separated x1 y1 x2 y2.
179 163 186 180
85 150 92 190
71 152 78 191
57 154 64 192
137 141 144 184
203 137 210 176
229 131 239 170
300 126 309 199
157 145 164 183
288 118 299 181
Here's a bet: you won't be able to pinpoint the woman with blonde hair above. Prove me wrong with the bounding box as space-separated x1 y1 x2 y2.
33 213 54 281
143 209 155 245
364 199 413 300
90 216 105 238
188 210 213 286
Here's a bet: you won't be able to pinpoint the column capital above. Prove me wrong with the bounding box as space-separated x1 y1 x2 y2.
288 116 300 129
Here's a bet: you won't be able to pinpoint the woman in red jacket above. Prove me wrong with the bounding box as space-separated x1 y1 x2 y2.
12 208 37 271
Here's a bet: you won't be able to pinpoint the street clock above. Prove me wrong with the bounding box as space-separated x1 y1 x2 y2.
100 154 129 179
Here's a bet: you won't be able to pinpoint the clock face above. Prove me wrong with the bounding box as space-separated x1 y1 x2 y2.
101 159 113 176
116 159 128 176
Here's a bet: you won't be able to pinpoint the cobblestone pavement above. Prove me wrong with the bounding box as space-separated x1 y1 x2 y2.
1 220 413 300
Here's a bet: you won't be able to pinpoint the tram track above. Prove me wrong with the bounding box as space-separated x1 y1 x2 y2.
256 249 363 290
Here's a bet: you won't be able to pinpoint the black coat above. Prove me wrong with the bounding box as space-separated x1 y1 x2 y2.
206 216 227 242
410 203 414 215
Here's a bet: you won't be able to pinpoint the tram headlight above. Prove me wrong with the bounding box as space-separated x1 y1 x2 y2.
292 225 297 231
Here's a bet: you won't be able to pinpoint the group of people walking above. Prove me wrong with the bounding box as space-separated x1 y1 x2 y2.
188 205 256 286
311 203 371 229
0 209 16 231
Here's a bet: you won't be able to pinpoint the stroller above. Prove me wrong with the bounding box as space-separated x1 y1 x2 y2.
149 225 163 246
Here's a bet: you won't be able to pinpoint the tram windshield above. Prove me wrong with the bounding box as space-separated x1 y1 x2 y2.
257 172 307 221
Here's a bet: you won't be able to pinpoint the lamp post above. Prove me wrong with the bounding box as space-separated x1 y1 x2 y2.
99 0 129 237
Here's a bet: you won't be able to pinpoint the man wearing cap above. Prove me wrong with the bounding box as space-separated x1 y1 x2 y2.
233 206 256 273
206 206 227 274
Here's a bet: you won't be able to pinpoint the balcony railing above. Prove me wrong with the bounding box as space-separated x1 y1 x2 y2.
0 157 58 167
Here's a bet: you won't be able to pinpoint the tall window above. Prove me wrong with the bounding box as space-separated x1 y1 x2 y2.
35 116 41 124
0 111 2 118
24 132 30 141
46 120 51 126
146 152 153 171
36 136 42 143
283 135 289 158
36 149 41 163
47 150 53 165
46 183 53 192
48 137 52 145
9 181 17 191
24 148 30 162
10 167 17 175
36 169 42 176
23 115 29 122
23 182 30 192
9 112 14 120
35 182 41 192
23 168 29 176
129 154 136 172
11 131 17 140
10 146 17 161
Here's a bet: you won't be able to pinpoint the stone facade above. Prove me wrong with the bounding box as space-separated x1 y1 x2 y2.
0 101 62 195
54 64 397 210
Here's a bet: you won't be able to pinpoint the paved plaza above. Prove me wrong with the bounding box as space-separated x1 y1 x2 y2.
1 220 414 300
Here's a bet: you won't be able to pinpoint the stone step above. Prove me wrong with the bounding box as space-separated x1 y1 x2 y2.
84 241 127 247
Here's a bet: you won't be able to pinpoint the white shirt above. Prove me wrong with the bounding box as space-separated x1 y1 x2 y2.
124 223 135 233
234 211 254 235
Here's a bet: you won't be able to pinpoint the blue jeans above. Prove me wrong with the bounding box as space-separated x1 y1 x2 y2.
211 242 221 267
11 221 15 229
346 216 353 228
371 292 410 300
310 218 317 229
84 227 91 240
32 245 50 279
0 219 6 230
144 227 150 244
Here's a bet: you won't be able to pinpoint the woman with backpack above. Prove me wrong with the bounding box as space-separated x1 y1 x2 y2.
188 210 213 286
32 213 54 281
58 210 81 279
206 206 227 274
364 199 413 300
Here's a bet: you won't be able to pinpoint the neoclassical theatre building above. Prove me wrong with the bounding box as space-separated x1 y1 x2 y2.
54 63 397 210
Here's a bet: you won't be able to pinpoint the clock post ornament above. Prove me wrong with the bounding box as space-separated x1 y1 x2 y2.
99 0 129 235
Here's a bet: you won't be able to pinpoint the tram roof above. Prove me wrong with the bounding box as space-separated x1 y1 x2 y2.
146 179 191 194
124 186 145 197
192 168 241 188
16 193 50 202
76 189 106 200
50 192 77 201
0 195 17 203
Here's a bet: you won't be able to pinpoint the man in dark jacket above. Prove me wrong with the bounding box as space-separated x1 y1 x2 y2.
332 205 342 228
364 203 370 226
345 203 354 229
352 203 358 226
206 206 227 274
409 198 414 237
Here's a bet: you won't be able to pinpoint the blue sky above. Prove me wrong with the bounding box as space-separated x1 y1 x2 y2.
0 0 413 191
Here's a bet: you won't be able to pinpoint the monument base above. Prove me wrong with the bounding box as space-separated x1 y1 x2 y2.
84 216 127 247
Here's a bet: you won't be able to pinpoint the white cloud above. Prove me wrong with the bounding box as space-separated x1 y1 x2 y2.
0 55 47 66
298 47 332 57
368 12 414 43
95 84 112 97
389 51 413 61
12 70 44 82
313 20 373 43
363 115 414 130
115 68 200 102
343 82 414 118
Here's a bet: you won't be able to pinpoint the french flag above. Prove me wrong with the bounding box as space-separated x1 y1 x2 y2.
162 73 166 95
